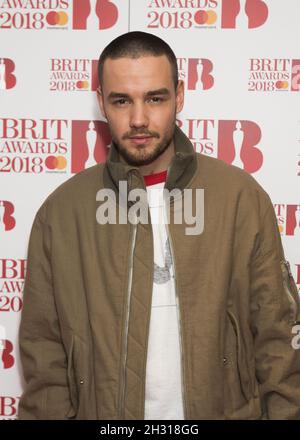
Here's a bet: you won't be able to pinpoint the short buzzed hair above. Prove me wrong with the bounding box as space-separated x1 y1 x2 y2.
98 31 178 91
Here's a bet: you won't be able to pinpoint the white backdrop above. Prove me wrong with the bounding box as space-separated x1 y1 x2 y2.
0 0 299 419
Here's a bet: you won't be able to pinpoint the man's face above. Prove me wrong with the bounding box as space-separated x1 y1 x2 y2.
97 55 184 166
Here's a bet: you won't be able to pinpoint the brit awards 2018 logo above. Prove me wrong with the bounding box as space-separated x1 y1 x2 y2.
0 58 16 90
177 118 264 173
47 55 207 91
0 118 68 173
147 0 218 30
0 0 119 30
275 204 300 237
248 59 300 92
0 259 25 314
0 118 111 174
0 201 16 231
178 57 214 91
146 0 268 30
49 58 98 92
71 120 111 173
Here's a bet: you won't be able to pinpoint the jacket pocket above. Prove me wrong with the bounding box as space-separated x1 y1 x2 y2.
224 309 253 406
66 334 79 419
280 259 300 325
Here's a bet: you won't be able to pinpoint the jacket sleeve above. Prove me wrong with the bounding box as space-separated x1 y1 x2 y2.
249 193 300 419
18 204 73 419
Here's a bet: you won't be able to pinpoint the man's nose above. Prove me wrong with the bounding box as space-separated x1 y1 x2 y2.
129 102 149 128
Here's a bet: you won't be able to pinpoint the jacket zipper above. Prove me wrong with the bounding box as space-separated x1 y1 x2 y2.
119 210 138 419
163 196 188 420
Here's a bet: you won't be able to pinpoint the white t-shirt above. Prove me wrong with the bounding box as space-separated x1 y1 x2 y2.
143 179 184 420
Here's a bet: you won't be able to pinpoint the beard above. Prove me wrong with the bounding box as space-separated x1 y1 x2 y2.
114 133 173 167
110 112 176 167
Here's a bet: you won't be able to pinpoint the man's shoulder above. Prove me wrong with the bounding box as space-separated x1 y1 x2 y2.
194 152 273 213
195 152 267 192
36 162 106 219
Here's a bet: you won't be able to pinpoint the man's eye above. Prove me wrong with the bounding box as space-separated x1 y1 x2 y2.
114 99 128 105
149 97 162 103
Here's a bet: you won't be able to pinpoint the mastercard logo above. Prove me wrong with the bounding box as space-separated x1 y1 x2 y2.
194 9 217 25
46 11 68 26
45 156 67 170
76 81 90 89
276 81 289 90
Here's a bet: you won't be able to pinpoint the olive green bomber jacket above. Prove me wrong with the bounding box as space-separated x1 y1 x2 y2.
18 124 300 420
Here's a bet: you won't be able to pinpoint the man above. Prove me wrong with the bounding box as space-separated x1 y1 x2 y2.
18 31 300 420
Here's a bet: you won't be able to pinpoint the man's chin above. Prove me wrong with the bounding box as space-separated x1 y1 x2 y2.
116 144 157 166
119 154 156 167
114 135 173 167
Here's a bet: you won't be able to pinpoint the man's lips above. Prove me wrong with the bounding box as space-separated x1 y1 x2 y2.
129 136 154 145
129 135 153 138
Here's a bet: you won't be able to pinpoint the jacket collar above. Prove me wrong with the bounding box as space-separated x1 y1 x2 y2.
103 124 197 199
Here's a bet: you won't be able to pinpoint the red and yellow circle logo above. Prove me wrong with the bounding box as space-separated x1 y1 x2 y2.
46 11 68 26
194 10 217 25
76 81 90 90
45 156 67 170
276 81 289 90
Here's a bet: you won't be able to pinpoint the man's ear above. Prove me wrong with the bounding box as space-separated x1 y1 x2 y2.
96 86 107 119
175 79 184 114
